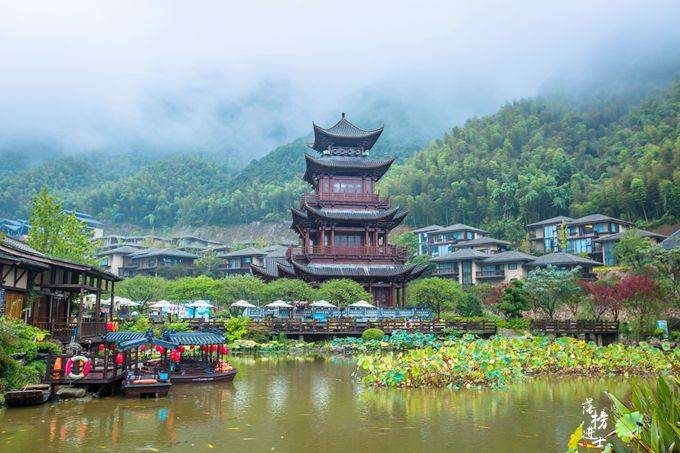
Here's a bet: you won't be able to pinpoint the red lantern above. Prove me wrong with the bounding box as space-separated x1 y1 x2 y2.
158 346 166 355
105 322 114 332
109 344 116 351
115 352 124 365
211 345 218 352
200 345 208 352
190 345 195 350
219 345 229 355
139 345 147 352
170 349 181 363
98 344 105 351
177 346 185 353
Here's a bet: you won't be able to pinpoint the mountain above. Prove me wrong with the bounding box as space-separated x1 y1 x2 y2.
380 79 680 242
1 69 679 235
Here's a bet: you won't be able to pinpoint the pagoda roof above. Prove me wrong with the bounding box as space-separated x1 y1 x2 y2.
305 205 402 222
292 205 407 229
311 115 383 152
291 261 426 280
303 153 394 185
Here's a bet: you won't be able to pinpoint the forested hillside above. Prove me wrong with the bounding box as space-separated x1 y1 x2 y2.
381 80 680 241
1 76 679 234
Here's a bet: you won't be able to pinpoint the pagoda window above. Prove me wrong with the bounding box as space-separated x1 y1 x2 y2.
365 178 373 194
334 234 363 247
332 177 363 194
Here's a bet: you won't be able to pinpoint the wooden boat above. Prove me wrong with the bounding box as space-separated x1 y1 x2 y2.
4 384 51 407
170 368 237 384
122 374 172 398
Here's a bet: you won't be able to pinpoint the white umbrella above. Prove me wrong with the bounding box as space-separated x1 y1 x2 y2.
349 300 376 309
310 300 337 309
265 300 293 309
231 300 256 308
116 299 141 307
186 300 214 308
149 300 179 309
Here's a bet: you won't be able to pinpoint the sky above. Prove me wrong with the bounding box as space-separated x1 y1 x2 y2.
1 0 679 161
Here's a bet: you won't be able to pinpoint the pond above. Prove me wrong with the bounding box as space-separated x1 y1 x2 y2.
0 355 632 452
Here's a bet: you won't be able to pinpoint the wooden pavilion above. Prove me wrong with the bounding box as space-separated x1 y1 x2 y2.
0 237 121 342
252 115 426 306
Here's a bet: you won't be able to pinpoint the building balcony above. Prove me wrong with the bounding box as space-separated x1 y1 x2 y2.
300 193 390 208
288 245 409 260
475 270 506 279
432 268 459 277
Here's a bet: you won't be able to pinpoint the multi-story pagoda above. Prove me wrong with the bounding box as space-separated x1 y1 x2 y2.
252 114 426 307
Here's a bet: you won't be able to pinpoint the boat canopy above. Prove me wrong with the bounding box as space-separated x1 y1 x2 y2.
162 331 226 346
103 330 175 350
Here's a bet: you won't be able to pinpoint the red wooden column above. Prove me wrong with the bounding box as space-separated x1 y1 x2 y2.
321 225 326 253
364 226 369 252
304 230 310 253
382 231 388 254
373 228 379 253
330 225 335 253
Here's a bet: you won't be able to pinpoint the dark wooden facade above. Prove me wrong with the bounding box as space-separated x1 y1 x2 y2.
0 237 121 342
252 115 425 306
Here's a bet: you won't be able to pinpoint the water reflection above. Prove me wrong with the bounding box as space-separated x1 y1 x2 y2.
0 356 633 452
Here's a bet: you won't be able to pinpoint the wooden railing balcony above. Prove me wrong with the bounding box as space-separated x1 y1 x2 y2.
300 193 390 208
288 245 409 259
432 268 459 277
475 270 505 279
32 320 107 342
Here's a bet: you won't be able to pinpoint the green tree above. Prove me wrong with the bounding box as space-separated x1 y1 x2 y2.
166 276 220 302
116 276 169 311
316 279 371 310
557 220 569 252
407 277 464 319
455 293 483 317
194 255 225 278
217 276 267 306
613 229 664 273
523 266 582 320
27 187 96 264
497 280 531 318
395 231 418 256
263 278 315 303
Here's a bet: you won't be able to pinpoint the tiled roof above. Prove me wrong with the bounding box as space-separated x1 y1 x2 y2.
568 214 633 226
526 216 574 228
129 248 198 259
311 116 383 151
482 251 536 264
455 236 511 247
219 247 267 258
431 249 490 262
411 225 442 233
302 153 394 185
97 245 143 256
595 229 667 243
292 261 423 278
530 252 601 267
436 223 489 234
306 205 402 221
662 229 680 250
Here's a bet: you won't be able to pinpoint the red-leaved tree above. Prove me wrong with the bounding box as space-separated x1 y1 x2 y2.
579 279 621 321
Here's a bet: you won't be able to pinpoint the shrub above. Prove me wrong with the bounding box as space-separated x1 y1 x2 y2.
362 328 385 341
496 318 530 331
121 317 152 333
455 293 483 317
224 317 250 343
